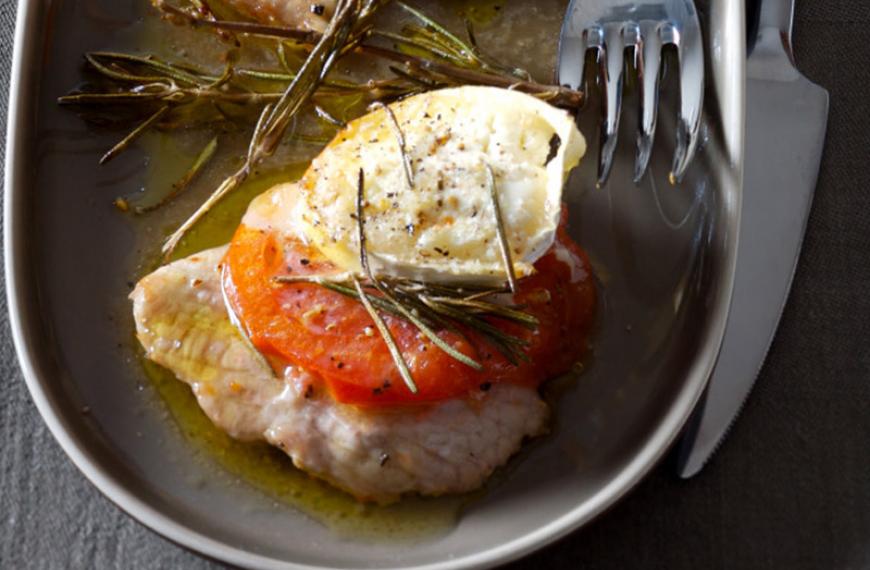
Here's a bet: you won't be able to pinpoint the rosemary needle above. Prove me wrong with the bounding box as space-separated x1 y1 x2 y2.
220 264 274 375
100 105 169 165
353 276 418 394
370 102 414 190
314 105 346 127
486 163 518 293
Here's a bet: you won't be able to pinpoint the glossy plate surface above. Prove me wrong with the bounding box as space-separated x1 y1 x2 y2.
5 1 743 568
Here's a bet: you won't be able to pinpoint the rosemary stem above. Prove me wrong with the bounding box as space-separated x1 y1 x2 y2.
353 277 418 393
99 104 170 165
485 163 518 293
164 166 249 257
371 102 414 190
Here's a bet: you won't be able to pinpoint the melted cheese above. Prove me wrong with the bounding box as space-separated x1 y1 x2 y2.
297 86 585 284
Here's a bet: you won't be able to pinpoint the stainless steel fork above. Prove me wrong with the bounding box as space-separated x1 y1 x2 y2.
557 0 704 185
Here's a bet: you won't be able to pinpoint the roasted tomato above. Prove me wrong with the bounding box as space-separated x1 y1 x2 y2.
223 224 596 406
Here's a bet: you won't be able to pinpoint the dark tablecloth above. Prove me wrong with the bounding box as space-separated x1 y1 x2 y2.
1 1 868 568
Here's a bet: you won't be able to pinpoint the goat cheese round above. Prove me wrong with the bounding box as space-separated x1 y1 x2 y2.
297 86 586 284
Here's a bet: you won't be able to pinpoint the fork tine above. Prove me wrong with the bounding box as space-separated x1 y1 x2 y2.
670 21 704 183
597 23 626 186
556 18 590 91
634 22 663 183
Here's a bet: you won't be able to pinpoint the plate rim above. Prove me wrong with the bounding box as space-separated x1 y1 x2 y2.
3 1 745 568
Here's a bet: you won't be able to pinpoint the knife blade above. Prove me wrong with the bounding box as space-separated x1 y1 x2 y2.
674 0 829 477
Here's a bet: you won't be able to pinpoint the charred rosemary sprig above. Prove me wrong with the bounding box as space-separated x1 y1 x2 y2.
273 169 537 383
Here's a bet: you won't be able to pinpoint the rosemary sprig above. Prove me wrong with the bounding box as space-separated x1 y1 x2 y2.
161 0 387 258
60 88 282 106
424 296 537 329
274 274 429 323
363 45 584 109
84 51 209 86
387 1 530 81
59 50 413 172
421 297 531 365
274 272 536 366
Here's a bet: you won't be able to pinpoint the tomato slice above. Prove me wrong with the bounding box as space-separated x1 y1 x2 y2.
223 224 596 406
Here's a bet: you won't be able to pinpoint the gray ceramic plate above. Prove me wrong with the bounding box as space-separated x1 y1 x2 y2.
5 1 743 568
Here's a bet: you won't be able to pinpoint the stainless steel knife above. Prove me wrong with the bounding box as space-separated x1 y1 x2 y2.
674 0 829 477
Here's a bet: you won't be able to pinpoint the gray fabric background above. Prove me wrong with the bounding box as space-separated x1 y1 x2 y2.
1 1 868 568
